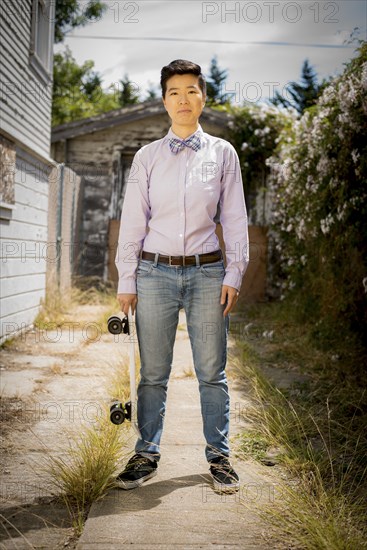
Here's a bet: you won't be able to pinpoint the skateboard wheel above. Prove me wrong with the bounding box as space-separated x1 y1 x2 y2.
110 402 125 424
107 316 123 335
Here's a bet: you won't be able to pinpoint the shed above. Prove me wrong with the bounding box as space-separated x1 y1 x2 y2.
51 100 267 303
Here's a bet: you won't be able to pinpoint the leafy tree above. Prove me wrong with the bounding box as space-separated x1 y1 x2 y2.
117 74 140 106
206 56 229 105
145 82 159 102
270 59 328 114
82 72 102 100
52 47 119 125
55 0 107 43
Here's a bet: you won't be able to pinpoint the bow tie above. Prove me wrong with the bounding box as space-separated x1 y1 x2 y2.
169 134 201 154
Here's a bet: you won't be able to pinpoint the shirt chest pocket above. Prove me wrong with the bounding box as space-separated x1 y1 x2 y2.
186 162 222 195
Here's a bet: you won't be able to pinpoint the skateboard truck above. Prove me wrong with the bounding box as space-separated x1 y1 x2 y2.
107 308 141 438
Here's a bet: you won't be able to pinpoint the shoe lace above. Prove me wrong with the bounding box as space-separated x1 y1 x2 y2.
211 458 234 474
128 454 153 468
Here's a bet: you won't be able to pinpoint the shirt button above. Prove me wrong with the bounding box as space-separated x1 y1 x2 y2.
179 234 183 237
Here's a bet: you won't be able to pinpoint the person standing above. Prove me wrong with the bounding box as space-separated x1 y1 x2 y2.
115 59 249 492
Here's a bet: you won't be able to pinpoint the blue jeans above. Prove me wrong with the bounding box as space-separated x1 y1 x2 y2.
134 252 230 463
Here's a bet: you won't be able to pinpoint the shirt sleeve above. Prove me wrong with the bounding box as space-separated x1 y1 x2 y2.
115 148 150 294
219 143 249 292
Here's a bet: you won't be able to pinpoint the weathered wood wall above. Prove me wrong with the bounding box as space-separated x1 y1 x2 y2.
47 165 82 292
51 111 229 280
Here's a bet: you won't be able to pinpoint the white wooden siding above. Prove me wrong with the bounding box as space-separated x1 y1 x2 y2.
0 0 53 159
0 147 50 342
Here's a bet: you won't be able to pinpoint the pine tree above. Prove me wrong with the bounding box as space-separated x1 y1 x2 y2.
118 74 140 106
206 56 228 105
145 82 158 102
271 59 327 114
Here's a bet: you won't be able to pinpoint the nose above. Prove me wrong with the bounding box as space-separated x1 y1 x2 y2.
178 94 189 104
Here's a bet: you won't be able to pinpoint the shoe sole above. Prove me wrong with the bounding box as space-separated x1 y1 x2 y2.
211 476 240 494
115 469 158 490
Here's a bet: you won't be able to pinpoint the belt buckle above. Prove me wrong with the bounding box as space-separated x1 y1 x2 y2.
182 255 185 267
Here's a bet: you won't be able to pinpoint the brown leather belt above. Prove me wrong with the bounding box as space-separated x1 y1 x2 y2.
141 250 222 266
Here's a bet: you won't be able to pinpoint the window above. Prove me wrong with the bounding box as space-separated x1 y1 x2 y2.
0 136 16 220
29 0 55 82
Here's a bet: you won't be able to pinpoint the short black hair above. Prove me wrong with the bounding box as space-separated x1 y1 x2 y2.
160 59 206 98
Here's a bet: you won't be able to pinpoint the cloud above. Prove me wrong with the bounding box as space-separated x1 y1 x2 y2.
57 0 365 101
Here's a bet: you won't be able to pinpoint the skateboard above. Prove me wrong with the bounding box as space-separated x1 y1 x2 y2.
107 307 141 438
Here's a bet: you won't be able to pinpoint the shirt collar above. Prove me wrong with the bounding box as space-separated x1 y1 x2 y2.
166 124 204 141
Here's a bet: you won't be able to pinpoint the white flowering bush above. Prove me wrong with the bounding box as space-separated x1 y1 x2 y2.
267 42 367 345
226 103 291 222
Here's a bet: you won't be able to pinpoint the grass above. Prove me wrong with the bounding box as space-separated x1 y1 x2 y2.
233 431 270 462
0 336 17 350
31 278 122 353
43 285 133 537
47 413 127 535
34 278 118 331
1 282 134 543
107 354 141 401
34 285 79 328
231 300 367 549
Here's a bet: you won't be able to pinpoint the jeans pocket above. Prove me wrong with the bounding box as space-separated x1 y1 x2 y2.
137 260 154 278
200 261 225 278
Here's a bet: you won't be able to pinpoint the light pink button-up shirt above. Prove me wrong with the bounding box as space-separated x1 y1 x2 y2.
115 124 249 294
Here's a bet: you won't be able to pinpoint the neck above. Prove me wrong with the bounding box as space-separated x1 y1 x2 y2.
171 122 199 140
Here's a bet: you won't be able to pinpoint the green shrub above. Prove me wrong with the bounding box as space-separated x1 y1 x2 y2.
267 42 367 348
226 103 290 223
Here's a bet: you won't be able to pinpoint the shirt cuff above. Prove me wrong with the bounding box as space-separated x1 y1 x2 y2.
117 278 137 294
223 272 242 292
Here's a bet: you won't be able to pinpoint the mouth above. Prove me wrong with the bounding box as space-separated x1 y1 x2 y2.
177 109 191 113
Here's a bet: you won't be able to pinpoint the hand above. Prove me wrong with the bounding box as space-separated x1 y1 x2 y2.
220 285 239 317
117 293 138 316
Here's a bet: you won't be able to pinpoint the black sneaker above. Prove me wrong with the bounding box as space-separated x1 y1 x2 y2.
116 453 158 490
209 457 240 493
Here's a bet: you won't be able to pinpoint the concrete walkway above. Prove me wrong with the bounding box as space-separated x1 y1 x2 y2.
76 312 282 549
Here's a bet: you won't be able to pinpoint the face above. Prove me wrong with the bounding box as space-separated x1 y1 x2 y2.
162 73 206 128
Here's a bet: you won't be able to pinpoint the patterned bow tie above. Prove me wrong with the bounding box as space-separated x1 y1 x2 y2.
169 134 201 154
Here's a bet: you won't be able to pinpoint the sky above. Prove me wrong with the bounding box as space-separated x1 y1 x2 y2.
55 0 367 104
